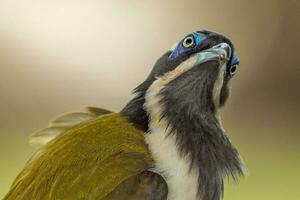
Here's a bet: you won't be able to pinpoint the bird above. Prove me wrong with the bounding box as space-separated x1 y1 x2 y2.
4 30 244 200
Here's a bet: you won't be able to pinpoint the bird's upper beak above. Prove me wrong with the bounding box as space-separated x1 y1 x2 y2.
194 42 232 66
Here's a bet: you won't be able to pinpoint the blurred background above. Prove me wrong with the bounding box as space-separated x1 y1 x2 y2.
0 0 299 199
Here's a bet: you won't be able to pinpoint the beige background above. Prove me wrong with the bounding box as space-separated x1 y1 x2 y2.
0 0 299 199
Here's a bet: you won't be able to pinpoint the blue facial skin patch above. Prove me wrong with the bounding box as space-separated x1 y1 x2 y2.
170 32 240 67
230 52 240 66
169 32 207 59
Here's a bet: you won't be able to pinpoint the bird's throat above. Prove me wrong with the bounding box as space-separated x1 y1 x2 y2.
142 67 244 200
122 59 244 200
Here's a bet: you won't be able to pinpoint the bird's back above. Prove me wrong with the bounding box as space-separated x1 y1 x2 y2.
4 113 153 200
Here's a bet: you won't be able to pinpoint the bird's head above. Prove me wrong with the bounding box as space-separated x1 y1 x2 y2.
137 30 239 115
122 30 240 130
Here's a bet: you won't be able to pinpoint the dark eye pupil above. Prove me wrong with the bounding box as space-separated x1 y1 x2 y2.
185 38 193 45
230 65 237 74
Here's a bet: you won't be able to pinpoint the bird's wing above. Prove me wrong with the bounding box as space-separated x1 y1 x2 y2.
29 106 112 148
4 113 162 200
104 170 168 200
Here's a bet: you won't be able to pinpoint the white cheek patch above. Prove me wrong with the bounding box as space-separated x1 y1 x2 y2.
212 63 226 130
212 63 226 109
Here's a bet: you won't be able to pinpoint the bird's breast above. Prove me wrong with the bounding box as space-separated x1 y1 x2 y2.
145 125 199 200
144 61 201 200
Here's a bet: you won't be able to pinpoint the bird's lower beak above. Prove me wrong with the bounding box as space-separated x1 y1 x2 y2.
194 43 232 66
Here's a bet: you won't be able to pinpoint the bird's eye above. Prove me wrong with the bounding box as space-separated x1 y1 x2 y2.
182 36 195 48
229 64 238 75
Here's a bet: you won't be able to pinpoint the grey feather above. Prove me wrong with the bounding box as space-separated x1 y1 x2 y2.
85 106 112 116
49 112 95 127
29 106 112 148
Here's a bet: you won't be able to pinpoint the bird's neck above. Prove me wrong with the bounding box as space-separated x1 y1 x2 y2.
121 87 244 200
143 82 244 200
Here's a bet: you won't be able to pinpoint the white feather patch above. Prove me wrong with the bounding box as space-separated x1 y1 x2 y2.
144 56 200 200
212 63 226 131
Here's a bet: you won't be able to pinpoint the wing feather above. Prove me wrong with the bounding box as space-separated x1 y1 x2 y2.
29 106 112 148
104 171 168 200
4 114 154 200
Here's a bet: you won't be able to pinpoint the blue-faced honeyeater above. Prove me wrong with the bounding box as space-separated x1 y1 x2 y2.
4 30 244 200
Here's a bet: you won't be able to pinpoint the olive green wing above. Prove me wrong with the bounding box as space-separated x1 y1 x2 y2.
104 170 168 200
29 106 112 148
4 113 157 200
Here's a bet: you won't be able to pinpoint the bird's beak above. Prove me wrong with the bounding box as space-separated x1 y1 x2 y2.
194 42 232 66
